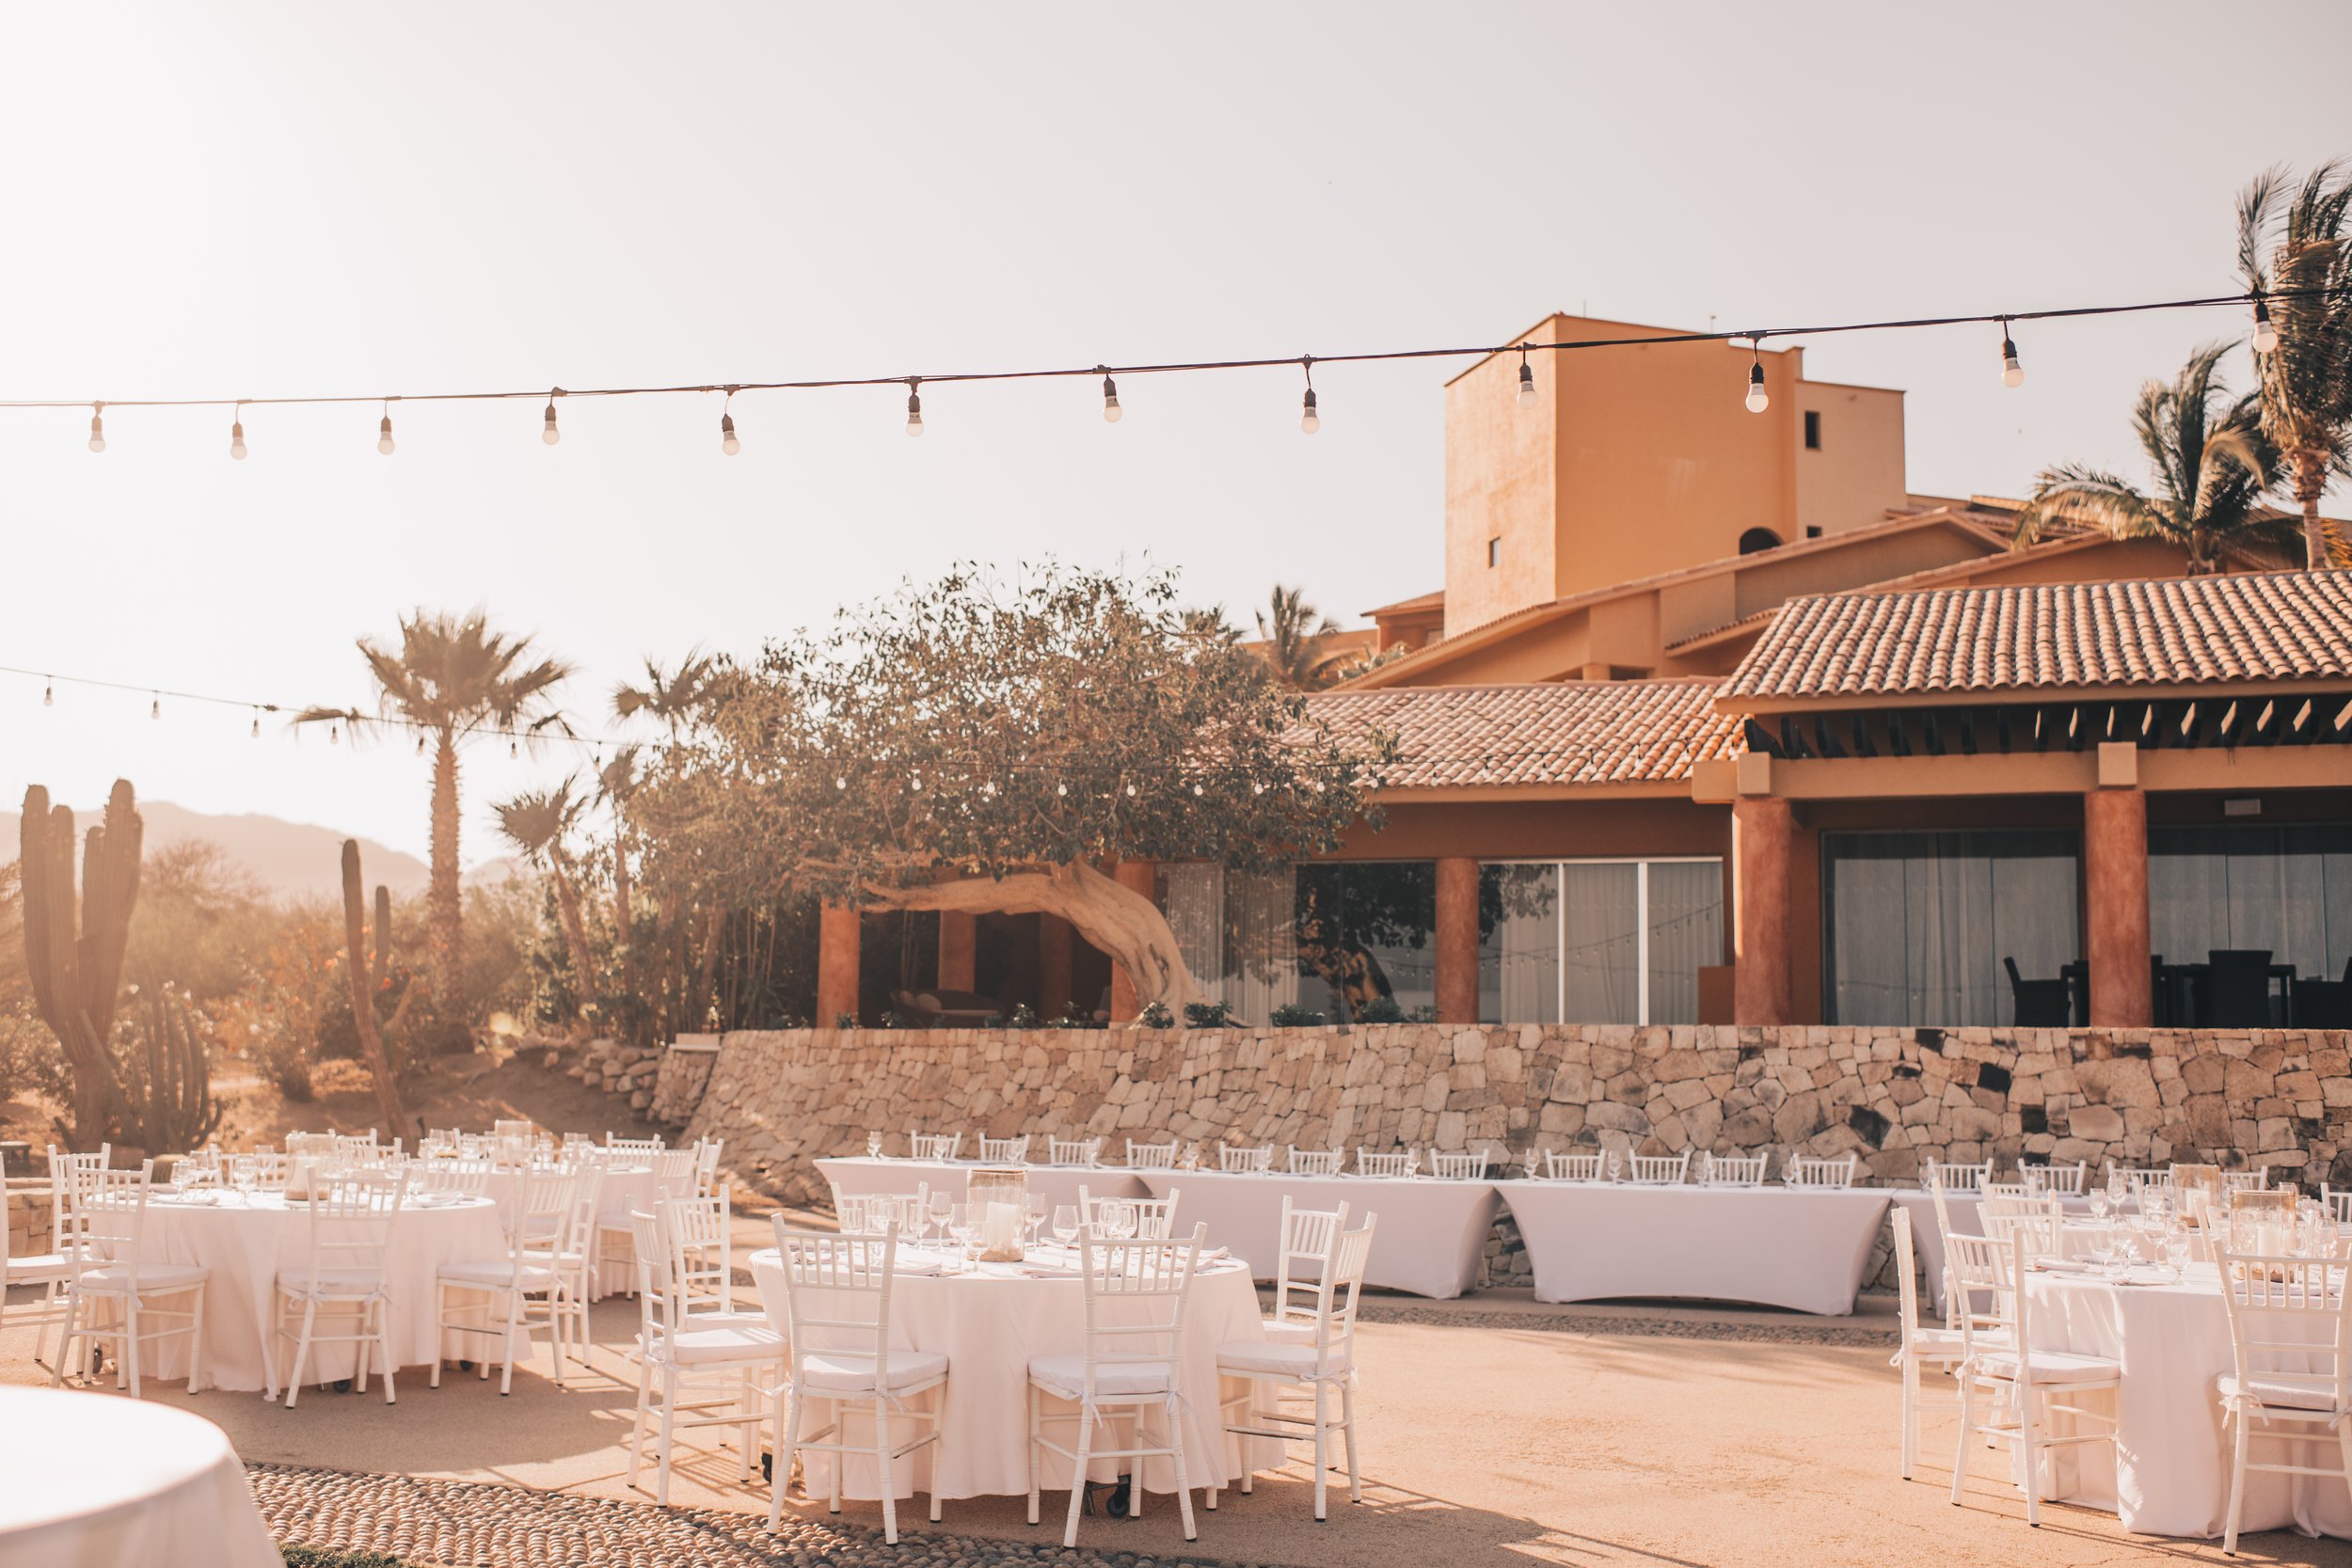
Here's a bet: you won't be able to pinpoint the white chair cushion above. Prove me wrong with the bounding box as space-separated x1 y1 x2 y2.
72 1262 210 1294
1217 1338 1353 1379
666 1323 787 1367
1260 1319 1317 1344
522 1248 590 1268
797 1349 946 1392
2220 1371 2351 1414
438 1258 561 1289
1973 1348 2120 1386
276 1267 389 1297
5 1253 73 1282
1027 1351 1176 1400
678 1308 776 1333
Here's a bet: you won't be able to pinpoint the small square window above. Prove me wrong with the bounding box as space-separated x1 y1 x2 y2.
1804 411 1821 450
1487 537 1502 568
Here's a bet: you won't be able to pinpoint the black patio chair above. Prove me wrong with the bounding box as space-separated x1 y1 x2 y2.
2004 957 2072 1027
2201 949 2279 1028
2292 956 2352 1029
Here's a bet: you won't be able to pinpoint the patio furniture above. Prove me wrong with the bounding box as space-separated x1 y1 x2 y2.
2197 949 2292 1027
1213 1215 1376 1520
2292 956 2352 1028
1948 1232 2121 1528
2004 957 2072 1026
889 989 1005 1026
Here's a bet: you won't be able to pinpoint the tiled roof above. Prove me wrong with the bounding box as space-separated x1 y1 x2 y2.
1307 679 1740 788
1363 588 1444 617
1722 571 2352 704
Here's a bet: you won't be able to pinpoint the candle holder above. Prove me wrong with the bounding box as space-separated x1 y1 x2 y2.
967 1164 1030 1262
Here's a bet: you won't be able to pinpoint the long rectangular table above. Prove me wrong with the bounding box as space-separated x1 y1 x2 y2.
1499 1182 1892 1315
1134 1168 1502 1299
814 1156 1149 1214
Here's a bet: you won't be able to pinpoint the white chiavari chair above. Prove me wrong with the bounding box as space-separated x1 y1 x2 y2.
3 1165 74 1369
2217 1248 2352 1554
1429 1149 1490 1180
1929 1159 1993 1192
2110 1164 2171 1192
2321 1183 2352 1228
245 1151 290 1190
432 1168 580 1395
1355 1148 1414 1179
628 1206 785 1507
2223 1169 2273 1194
1788 1153 1859 1189
1708 1151 1767 1186
693 1137 725 1196
607 1132 664 1155
1218 1143 1275 1174
271 1178 405 1406
1077 1186 1181 1240
1544 1149 1605 1182
1047 1136 1102 1167
1947 1230 2119 1526
47 1145 110 1258
406 1159 493 1196
1212 1215 1375 1520
1286 1147 1343 1176
1979 1188 2065 1261
52 1163 210 1398
1124 1138 1180 1170
494 1119 535 1141
1627 1151 1692 1185
528 1164 604 1356
977 1133 1031 1164
1888 1206 1969 1480
1258 1197 1349 1345
1027 1224 1207 1547
908 1132 962 1163
2020 1160 2088 1196
767 1219 946 1544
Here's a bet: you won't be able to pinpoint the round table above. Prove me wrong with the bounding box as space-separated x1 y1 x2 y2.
0 1387 280 1568
748 1243 1279 1500
125 1189 506 1391
2024 1262 2352 1541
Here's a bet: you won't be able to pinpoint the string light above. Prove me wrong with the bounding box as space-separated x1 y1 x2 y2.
541 390 562 446
229 402 248 460
87 404 104 453
2000 321 2025 388
250 709 260 738
1299 358 1320 435
329 721 340 745
720 388 740 455
904 379 924 437
416 733 426 755
509 738 518 759
377 399 396 455
1743 342 1770 414
151 694 160 721
43 679 54 707
1100 369 1122 423
2252 295 2279 354
1517 346 1537 409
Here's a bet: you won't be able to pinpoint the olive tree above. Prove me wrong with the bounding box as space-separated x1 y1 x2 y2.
634 565 1394 1014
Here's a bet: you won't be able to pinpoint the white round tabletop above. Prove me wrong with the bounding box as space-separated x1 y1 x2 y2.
0 1387 279 1568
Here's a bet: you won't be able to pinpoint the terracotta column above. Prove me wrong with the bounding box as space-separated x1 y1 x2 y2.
1038 912 1074 1020
935 911 977 993
818 904 861 1025
2084 784 2153 1026
1733 796 1795 1025
1435 856 1480 1024
1108 860 1157 1022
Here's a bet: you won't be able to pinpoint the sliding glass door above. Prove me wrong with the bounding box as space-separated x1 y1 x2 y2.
2149 824 2352 983
1478 859 1724 1025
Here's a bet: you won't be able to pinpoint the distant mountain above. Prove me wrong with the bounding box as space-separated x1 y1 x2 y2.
0 800 525 904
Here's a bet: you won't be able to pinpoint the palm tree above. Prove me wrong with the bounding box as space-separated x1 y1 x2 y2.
1181 605 1242 645
2013 343 2296 575
300 610 574 984
593 744 643 939
612 649 719 734
2237 162 2352 567
1255 585 1344 690
495 779 596 1017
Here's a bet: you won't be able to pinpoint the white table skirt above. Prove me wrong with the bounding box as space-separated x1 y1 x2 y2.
1500 1182 1891 1315
584 1164 681 1296
1134 1169 1500 1299
122 1191 507 1391
2025 1265 2352 1541
0 1387 279 1568
816 1157 1150 1214
749 1246 1279 1500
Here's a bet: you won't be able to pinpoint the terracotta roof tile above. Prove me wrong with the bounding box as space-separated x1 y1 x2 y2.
1307 679 1739 788
1721 570 2352 704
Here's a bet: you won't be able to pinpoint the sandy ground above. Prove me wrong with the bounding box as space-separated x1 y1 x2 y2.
10 1249 2352 1568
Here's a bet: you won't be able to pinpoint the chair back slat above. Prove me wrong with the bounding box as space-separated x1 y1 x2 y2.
908 1132 962 1163
1077 1185 1181 1240
1286 1146 1343 1176
1431 1150 1492 1181
1048 1136 1102 1167
1124 1138 1179 1170
1267 1196 1348 1336
1709 1152 1767 1185
1787 1153 1858 1189
1545 1149 1604 1182
1628 1151 1692 1185
1219 1143 1274 1174
2218 1250 2352 1416
977 1133 1031 1164
1356 1148 1414 1179
1071 1225 1204 1396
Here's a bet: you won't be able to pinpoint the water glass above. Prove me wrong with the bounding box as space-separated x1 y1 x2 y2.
866 1130 883 1160
927 1192 954 1247
1052 1205 1080 1247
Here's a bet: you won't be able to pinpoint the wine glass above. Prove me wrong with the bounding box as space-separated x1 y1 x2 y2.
230 1155 256 1200
1101 1200 1137 1241
947 1204 983 1271
1052 1204 1080 1248
927 1191 954 1250
1521 1147 1542 1181
2089 1187 2111 1225
1783 1151 1807 1187
866 1130 883 1160
1024 1194 1048 1248
2163 1228 2191 1282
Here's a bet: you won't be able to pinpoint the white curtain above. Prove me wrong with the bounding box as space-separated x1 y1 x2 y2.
1561 863 1640 1024
1645 862 1724 1025
2151 826 2352 984
1158 864 1298 1022
1480 864 1560 1023
1823 831 2080 1027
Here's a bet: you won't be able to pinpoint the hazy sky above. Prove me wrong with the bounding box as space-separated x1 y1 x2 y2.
3 2 2347 864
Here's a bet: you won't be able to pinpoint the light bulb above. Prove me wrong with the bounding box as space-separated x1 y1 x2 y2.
910 775 923 792
2252 298 2279 354
542 399 561 445
1102 373 1122 423
1300 388 1320 435
905 387 924 437
43 681 54 707
1192 782 1204 796
378 414 395 455
834 775 847 790
250 714 260 739
87 408 105 453
416 733 426 755
1056 782 1068 798
2000 336 2025 388
230 418 247 460
1517 360 1538 409
1124 782 1136 798
151 696 160 721
1744 361 1770 414
509 739 518 759
721 411 739 455
329 723 340 745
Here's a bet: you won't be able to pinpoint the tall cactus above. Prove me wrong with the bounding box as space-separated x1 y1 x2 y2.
19 780 142 1149
124 982 223 1152
342 839 414 1137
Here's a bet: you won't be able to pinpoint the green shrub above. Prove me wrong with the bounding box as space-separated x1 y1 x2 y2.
1269 1003 1326 1027
1136 999 1173 1028
1357 994 1405 1023
1183 999 1233 1028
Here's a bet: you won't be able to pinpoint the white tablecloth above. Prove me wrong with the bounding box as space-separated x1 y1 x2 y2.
1500 1182 1891 1315
749 1245 1279 1499
0 1387 279 1568
2025 1264 2352 1540
1134 1169 1500 1299
583 1164 679 1296
124 1190 507 1391
816 1157 1150 1214
1894 1190 2110 1311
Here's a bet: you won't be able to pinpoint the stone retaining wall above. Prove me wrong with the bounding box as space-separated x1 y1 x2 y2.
674 1022 2352 1291
5 1180 55 1260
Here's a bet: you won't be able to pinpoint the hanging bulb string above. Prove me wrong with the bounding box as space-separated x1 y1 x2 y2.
6 284 2344 419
